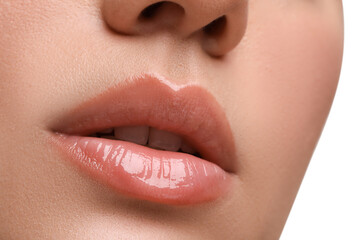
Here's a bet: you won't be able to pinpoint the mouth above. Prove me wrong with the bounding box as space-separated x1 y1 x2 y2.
49 74 237 205
86 126 203 158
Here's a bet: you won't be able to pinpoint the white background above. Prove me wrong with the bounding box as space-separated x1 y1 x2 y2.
281 1 360 239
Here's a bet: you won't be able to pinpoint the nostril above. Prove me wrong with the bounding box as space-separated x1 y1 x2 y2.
137 1 184 31
203 16 227 37
139 2 165 20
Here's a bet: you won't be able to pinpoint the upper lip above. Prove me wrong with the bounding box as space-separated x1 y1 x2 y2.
50 74 237 173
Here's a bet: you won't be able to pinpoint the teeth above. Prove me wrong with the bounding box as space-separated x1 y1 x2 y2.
94 125 198 155
114 126 149 146
148 128 182 152
180 141 196 155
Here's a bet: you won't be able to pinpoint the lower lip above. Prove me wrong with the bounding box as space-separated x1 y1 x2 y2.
50 133 233 205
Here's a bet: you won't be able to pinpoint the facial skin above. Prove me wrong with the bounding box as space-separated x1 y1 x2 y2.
0 0 343 239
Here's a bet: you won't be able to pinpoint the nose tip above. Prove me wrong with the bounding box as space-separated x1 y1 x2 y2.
102 0 248 57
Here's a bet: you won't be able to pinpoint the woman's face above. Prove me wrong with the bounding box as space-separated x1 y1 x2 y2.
0 0 343 239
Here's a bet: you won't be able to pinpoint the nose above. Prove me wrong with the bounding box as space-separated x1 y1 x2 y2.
102 0 248 57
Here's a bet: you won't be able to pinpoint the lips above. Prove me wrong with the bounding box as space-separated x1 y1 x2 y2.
49 74 237 205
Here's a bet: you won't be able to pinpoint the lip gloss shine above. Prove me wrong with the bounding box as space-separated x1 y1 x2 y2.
52 134 232 205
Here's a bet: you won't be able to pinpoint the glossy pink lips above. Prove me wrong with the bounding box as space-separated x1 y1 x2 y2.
50 74 237 205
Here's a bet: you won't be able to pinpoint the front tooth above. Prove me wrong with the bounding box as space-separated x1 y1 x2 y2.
148 128 182 152
114 126 149 145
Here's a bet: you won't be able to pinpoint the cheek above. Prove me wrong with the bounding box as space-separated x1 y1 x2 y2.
244 15 342 178
239 5 343 172
231 3 343 171
226 2 343 235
